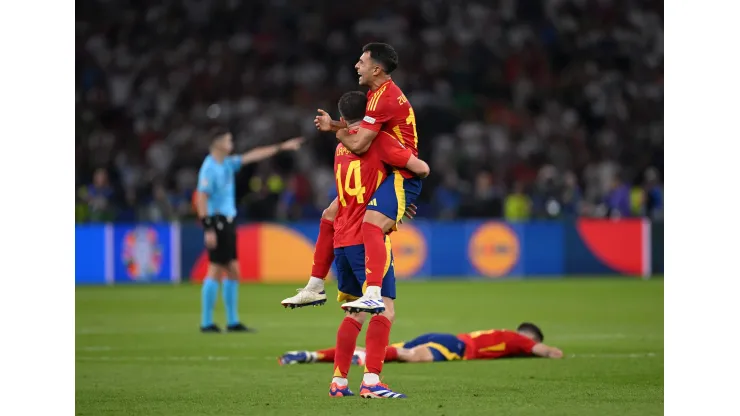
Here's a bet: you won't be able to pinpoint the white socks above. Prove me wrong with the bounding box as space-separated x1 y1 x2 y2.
364 285 381 298
306 276 325 291
363 373 380 385
332 377 348 386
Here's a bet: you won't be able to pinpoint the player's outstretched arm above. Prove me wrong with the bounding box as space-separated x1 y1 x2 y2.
240 136 304 165
531 343 564 359
336 127 377 155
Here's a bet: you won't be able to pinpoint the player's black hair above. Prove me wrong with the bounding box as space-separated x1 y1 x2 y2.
337 91 367 124
362 42 398 74
208 126 230 144
517 322 544 343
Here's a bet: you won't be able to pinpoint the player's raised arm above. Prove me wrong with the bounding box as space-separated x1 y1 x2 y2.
531 343 564 359
240 136 305 165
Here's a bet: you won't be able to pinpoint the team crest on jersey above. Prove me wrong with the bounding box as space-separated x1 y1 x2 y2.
363 115 376 124
122 226 163 281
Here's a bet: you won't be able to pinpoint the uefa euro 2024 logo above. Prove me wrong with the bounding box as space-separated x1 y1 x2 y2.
122 226 163 281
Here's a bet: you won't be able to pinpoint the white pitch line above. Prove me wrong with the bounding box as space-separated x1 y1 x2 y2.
568 352 660 358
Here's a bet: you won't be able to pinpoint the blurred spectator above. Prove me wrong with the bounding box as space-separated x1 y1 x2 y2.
560 171 582 218
605 175 632 219
433 173 462 220
75 0 664 222
80 168 115 222
504 181 531 222
643 167 664 220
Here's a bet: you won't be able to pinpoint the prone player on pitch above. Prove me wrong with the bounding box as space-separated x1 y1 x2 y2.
287 91 428 398
280 323 564 366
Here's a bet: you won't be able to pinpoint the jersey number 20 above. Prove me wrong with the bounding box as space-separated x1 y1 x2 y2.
335 160 366 207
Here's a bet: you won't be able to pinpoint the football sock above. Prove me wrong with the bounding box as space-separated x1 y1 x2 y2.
316 348 335 362
364 315 392 379
385 346 399 362
363 373 380 385
200 277 219 327
362 222 387 287
222 279 240 326
333 317 362 379
332 377 348 386
307 276 325 292
311 219 335 279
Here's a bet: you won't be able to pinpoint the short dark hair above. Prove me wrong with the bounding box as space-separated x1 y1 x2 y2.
517 322 544 343
338 91 367 124
208 126 230 143
362 43 398 74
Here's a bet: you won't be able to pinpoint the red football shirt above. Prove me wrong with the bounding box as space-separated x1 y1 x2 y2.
457 329 537 360
333 129 412 248
359 80 419 179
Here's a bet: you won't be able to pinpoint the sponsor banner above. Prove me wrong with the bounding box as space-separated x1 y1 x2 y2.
75 224 109 285
112 224 178 283
76 219 654 284
651 221 664 274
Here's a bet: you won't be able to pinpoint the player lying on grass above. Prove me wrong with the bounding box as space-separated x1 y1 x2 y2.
279 323 564 365
284 91 430 399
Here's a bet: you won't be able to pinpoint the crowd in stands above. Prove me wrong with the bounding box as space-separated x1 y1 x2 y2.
76 0 663 223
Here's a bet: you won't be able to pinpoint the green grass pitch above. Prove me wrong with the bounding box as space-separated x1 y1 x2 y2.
75 278 664 416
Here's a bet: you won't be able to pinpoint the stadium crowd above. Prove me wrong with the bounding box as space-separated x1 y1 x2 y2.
75 0 663 223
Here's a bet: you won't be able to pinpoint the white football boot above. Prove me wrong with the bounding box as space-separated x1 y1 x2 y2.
280 277 327 309
340 286 385 314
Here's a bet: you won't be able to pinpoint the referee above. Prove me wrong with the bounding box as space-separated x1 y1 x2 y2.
195 127 304 333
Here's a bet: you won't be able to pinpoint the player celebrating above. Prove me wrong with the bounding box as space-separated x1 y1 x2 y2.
195 128 303 333
279 323 564 365
305 91 428 398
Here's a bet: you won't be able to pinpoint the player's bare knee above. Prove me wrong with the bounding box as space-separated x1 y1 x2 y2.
363 210 395 233
381 297 395 322
346 311 367 325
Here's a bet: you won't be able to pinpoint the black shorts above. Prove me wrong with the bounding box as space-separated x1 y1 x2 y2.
208 215 237 266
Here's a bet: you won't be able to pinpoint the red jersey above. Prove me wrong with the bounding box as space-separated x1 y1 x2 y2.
333 129 412 247
457 329 537 360
359 80 419 179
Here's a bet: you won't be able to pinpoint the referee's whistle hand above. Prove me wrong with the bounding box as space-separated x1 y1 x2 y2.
204 230 218 249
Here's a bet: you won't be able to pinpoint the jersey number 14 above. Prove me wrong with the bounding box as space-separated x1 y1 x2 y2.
335 160 366 207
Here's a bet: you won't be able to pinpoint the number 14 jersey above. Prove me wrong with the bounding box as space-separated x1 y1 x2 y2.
333 129 412 248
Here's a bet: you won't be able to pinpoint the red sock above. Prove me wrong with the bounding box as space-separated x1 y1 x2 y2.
361 222 387 287
384 346 399 362
311 219 335 279
316 348 335 363
333 317 362 378
365 315 392 375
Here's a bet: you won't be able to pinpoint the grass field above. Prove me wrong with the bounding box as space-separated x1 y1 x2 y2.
75 278 664 416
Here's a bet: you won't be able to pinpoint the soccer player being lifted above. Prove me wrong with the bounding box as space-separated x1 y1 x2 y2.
282 43 424 393
195 128 304 333
280 322 564 366
298 91 428 398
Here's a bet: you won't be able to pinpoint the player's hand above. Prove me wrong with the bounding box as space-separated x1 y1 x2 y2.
398 204 417 225
204 230 217 249
549 348 564 359
315 109 333 132
280 136 305 151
